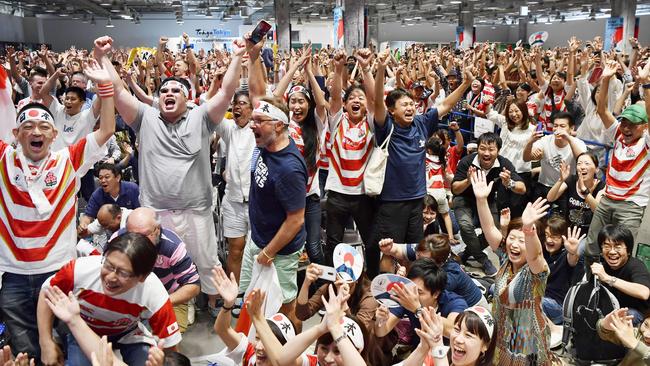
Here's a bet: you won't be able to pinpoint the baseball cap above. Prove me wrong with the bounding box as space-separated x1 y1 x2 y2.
617 104 648 125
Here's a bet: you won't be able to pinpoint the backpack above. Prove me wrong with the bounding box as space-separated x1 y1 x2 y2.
562 276 626 364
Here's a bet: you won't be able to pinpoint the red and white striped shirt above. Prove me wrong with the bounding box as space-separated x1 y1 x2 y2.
45 256 182 348
539 82 569 133
426 154 446 195
0 134 105 274
325 109 374 195
288 112 326 197
603 124 650 206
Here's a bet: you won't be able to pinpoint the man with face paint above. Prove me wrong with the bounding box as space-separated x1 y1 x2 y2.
95 35 250 313
0 58 115 362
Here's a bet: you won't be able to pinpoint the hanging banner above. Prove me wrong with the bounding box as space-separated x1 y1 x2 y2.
635 17 640 39
333 7 344 48
455 26 464 49
604 16 624 51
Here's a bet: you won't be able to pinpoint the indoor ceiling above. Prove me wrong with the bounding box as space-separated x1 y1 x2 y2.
1 0 650 26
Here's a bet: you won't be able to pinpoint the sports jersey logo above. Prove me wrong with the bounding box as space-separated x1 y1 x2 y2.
254 156 268 188
44 171 57 187
342 127 366 149
167 321 179 334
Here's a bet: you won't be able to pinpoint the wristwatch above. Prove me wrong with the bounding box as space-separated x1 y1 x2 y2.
507 179 516 191
581 188 590 196
431 345 449 359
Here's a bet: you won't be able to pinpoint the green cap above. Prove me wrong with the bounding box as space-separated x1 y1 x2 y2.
617 104 648 125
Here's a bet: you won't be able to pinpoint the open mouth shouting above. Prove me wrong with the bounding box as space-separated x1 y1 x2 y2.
163 97 177 111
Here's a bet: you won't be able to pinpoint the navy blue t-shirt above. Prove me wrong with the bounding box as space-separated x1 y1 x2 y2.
249 140 308 255
374 108 439 201
84 181 141 218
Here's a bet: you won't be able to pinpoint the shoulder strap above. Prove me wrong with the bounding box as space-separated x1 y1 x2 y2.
378 124 394 151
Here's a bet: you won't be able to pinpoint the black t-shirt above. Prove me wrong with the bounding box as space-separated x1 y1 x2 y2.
544 249 583 304
561 175 605 233
604 257 650 313
452 153 522 209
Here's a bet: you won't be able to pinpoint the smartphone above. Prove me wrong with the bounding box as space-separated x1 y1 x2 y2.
249 20 272 44
536 122 544 133
314 264 337 282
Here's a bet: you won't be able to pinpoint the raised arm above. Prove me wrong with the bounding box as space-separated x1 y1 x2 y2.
638 59 650 120
205 38 246 124
471 170 503 250
84 59 116 147
596 60 618 130
305 55 328 122
125 69 155 106
437 65 473 118
273 43 310 99
355 49 375 111
94 36 141 124
155 37 169 76
329 50 347 115
210 267 241 351
247 37 268 103
546 161 569 203
521 198 550 275
373 50 390 127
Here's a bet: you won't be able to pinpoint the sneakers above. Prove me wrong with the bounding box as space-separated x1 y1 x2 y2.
482 259 498 277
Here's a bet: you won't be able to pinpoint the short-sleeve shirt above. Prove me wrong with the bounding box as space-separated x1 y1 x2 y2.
560 175 605 233
84 181 141 218
0 134 105 274
44 256 181 348
375 108 440 201
604 257 650 314
221 333 317 366
544 249 583 304
533 134 587 188
131 102 216 210
249 140 307 255
50 98 98 151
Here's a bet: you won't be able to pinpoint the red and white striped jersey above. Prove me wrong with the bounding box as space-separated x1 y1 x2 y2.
539 82 569 133
45 256 182 348
603 125 650 206
288 111 326 197
0 134 105 274
325 109 374 195
319 129 331 170
426 154 446 195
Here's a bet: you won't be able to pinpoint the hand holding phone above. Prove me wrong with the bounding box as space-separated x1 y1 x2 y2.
249 20 272 44
313 264 337 282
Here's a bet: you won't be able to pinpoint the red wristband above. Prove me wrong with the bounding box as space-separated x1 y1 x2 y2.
97 82 114 98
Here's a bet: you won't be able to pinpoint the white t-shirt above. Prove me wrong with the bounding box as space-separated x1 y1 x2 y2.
533 134 587 187
50 98 98 151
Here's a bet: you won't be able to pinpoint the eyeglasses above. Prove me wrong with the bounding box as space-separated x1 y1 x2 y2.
602 243 626 253
102 257 135 280
252 119 277 126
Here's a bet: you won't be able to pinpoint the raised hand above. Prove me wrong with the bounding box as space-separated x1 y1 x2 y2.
5 46 15 58
43 286 80 325
500 208 511 229
321 285 346 335
521 197 549 228
375 305 390 328
610 311 638 349
499 167 512 188
391 282 421 313
414 307 444 350
602 59 619 78
333 49 347 69
563 226 585 255
158 37 168 48
568 36 581 53
601 308 632 331
471 169 494 200
93 36 113 60
558 161 570 182
245 289 266 320
638 59 650 84
231 38 246 57
83 59 111 84
210 266 238 307
354 48 373 69
182 33 190 46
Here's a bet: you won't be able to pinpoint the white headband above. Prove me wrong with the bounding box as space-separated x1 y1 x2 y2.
253 100 289 125
17 107 55 126
342 317 364 351
160 80 189 98
465 306 495 338
267 313 296 342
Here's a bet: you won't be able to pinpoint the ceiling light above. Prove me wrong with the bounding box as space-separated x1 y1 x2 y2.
560 15 566 23
297 17 302 25
91 16 96 25
545 16 552 24
206 9 213 17
533 17 537 24
320 8 328 19
436 0 443 5
413 0 420 10
106 17 114 27
172 0 182 7
223 12 231 20
252 1 263 10
450 0 461 4
240 8 248 18
400 19 405 27
99 0 111 6
59 13 68 17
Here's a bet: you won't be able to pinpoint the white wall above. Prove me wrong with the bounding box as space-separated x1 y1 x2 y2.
0 13 41 44
289 20 334 47
38 17 244 51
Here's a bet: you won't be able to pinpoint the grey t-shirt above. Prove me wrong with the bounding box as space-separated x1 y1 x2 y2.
132 102 217 210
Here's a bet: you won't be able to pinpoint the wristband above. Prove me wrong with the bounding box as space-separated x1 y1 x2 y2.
221 304 234 311
431 345 449 359
607 277 618 286
97 82 114 98
643 83 650 90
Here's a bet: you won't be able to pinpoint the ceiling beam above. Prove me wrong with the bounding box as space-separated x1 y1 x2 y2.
69 0 113 17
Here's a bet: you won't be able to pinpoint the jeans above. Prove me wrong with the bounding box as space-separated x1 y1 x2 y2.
453 196 498 264
325 192 376 272
304 194 324 264
0 271 57 360
542 296 564 325
66 332 150 366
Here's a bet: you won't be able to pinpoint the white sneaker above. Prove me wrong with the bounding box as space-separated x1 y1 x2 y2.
187 299 196 325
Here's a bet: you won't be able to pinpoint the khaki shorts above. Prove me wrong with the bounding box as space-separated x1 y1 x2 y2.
173 303 189 333
238 240 301 304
